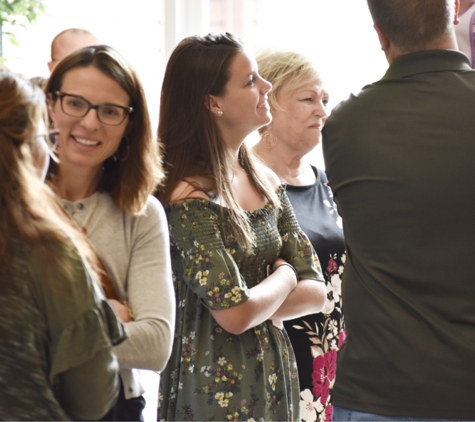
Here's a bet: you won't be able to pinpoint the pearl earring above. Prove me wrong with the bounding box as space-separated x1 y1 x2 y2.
217 110 223 116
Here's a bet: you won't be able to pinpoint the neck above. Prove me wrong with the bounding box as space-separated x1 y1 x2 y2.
50 164 102 202
253 138 312 185
386 33 459 63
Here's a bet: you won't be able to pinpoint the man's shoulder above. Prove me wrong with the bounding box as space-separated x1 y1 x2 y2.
326 82 380 125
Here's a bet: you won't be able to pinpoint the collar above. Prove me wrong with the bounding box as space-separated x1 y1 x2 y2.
381 49 473 80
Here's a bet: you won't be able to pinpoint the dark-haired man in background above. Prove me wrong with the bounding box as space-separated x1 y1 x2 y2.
323 0 475 420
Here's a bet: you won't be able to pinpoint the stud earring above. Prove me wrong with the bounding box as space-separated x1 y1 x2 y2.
217 110 223 116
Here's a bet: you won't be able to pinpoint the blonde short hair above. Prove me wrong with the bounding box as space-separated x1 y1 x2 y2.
256 48 321 114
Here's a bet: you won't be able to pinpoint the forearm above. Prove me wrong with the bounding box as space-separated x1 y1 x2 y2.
115 200 175 371
210 264 297 335
271 279 326 320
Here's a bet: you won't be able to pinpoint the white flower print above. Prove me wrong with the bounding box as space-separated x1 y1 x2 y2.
323 285 336 314
268 373 278 391
330 273 342 299
299 389 318 422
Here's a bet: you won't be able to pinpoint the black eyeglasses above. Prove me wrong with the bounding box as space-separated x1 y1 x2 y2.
54 91 133 126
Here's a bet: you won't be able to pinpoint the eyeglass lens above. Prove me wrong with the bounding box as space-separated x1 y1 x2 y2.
60 94 128 125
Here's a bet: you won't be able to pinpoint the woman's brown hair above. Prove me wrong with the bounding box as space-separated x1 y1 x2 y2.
158 33 279 247
45 45 164 214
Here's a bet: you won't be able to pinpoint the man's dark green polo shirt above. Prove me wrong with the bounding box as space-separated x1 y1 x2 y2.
322 50 475 419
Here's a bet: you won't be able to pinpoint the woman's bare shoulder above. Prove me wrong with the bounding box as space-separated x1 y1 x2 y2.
254 161 281 191
169 178 213 203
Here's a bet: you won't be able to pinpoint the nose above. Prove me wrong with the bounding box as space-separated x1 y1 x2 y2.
79 107 101 130
316 102 329 121
260 76 272 94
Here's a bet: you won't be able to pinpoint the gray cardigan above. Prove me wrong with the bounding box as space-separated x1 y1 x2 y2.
61 192 175 399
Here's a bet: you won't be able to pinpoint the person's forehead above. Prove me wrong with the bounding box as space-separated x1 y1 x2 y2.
228 51 255 78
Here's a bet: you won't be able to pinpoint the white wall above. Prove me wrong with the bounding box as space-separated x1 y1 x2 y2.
2 0 165 132
3 1 388 163
252 0 389 168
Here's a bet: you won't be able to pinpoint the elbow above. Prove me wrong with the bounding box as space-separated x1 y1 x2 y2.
151 339 174 372
221 316 260 336
219 322 249 336
211 309 254 336
154 323 175 371
115 318 175 371
313 281 327 313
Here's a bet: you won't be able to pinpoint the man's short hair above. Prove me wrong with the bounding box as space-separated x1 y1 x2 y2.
367 0 453 51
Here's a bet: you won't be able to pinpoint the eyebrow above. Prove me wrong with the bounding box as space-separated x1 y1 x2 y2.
297 88 328 96
59 92 130 108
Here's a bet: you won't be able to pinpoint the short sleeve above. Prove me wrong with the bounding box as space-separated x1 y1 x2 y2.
166 200 251 310
277 187 325 282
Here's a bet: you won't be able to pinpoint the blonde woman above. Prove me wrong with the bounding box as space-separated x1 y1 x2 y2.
253 49 345 422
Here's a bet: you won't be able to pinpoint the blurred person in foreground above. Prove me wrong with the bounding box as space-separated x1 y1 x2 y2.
0 68 126 420
253 49 345 422
322 0 475 420
48 28 99 73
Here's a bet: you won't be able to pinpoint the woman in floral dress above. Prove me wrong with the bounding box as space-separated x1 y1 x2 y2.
157 33 327 421
253 49 346 422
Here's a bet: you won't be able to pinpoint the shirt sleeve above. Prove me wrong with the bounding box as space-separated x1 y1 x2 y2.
113 196 176 371
166 200 251 310
28 238 126 420
277 187 325 282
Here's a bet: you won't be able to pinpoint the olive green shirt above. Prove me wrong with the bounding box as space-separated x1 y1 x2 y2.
0 237 126 420
323 50 475 419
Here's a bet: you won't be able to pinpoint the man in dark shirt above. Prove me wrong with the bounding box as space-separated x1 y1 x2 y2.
323 0 475 420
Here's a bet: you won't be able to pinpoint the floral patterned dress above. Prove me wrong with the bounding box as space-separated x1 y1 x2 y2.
159 186 324 422
284 167 346 422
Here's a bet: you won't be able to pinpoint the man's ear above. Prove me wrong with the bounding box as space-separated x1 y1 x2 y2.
205 94 223 117
454 0 460 25
373 23 390 51
47 61 54 73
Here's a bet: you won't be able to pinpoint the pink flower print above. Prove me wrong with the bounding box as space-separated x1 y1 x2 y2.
324 403 333 421
337 330 346 349
312 350 337 405
326 258 338 275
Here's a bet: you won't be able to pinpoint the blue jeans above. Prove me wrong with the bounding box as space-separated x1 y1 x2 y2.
333 406 474 422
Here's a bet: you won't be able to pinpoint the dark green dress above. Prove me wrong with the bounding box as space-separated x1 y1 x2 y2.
160 186 324 421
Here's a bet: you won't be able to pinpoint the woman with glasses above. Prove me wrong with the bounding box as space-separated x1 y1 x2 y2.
45 45 175 421
0 68 126 420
